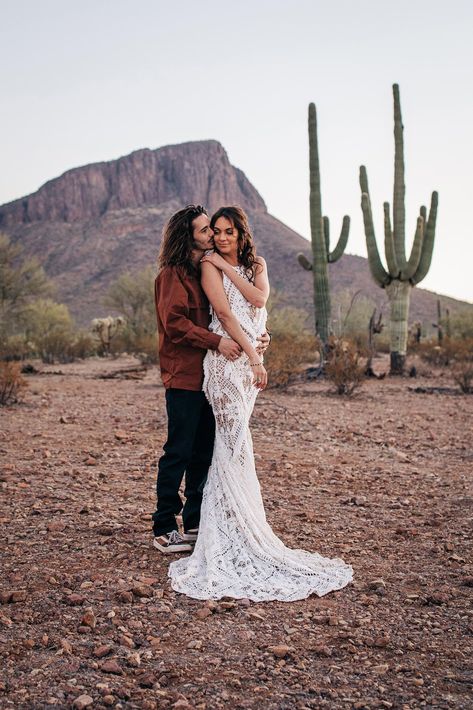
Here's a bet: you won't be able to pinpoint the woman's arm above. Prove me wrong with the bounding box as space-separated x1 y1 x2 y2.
201 261 264 369
201 253 270 308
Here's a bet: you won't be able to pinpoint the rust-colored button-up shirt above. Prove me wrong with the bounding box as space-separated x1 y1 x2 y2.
155 265 222 391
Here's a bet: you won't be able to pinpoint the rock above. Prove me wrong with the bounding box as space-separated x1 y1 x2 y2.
368 579 386 591
114 430 128 440
60 638 73 654
131 583 153 598
138 673 155 688
126 652 141 667
187 639 203 650
117 590 133 603
372 664 389 674
267 645 292 659
103 696 115 706
72 694 94 709
81 609 97 629
196 607 212 620
65 593 85 606
0 592 12 604
84 457 97 466
93 644 113 658
100 659 123 675
10 590 27 603
120 635 135 649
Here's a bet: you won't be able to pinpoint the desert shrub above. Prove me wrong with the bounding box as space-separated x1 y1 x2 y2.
416 338 473 367
265 331 319 387
0 234 52 337
452 362 473 394
104 267 156 339
69 331 97 359
23 298 76 363
132 333 159 365
264 297 318 387
448 312 473 340
0 334 32 361
325 337 365 396
0 361 27 405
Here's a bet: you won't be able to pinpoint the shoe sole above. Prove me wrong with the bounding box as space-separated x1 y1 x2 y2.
181 532 198 542
153 538 193 554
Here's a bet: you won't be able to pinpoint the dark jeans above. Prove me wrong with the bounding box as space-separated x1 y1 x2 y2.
152 388 215 537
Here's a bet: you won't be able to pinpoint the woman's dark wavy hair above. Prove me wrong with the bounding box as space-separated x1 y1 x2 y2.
158 204 208 273
210 206 261 281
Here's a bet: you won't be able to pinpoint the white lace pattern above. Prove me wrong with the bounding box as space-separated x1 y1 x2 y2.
168 266 353 601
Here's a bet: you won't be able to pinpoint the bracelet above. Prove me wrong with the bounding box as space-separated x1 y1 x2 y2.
249 361 263 367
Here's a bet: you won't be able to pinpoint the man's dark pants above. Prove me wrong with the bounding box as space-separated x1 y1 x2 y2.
152 388 215 537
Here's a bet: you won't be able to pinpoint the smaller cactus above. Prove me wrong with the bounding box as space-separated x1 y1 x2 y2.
91 316 125 354
298 103 350 344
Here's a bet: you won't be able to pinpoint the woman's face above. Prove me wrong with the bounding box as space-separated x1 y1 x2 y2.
212 216 239 259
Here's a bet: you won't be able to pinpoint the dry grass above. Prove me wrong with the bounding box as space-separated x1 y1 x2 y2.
0 361 27 405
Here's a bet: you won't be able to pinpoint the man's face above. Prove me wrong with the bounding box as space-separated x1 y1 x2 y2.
192 214 214 251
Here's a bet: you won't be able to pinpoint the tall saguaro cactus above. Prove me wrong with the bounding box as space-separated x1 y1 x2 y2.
360 84 438 374
298 103 350 344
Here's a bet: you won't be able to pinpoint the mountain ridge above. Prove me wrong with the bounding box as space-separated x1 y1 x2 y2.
1 139 470 328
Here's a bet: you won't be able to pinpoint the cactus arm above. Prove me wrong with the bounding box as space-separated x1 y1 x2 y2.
411 191 438 285
359 164 370 195
297 253 313 271
383 201 399 277
393 83 408 272
328 215 350 263
361 192 390 287
323 216 330 256
402 215 424 280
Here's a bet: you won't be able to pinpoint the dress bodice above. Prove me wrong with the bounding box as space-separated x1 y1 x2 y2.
208 265 267 344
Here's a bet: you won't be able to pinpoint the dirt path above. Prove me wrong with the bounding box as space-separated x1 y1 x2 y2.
1 358 472 709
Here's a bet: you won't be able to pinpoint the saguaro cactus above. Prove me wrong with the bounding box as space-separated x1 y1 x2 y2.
298 103 350 344
360 84 438 374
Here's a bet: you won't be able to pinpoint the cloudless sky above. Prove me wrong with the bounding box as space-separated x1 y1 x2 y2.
1 0 472 302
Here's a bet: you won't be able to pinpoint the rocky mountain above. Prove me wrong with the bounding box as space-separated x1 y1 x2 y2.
1 140 469 328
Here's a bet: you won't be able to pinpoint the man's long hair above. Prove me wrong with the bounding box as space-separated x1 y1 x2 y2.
210 206 261 281
158 204 208 273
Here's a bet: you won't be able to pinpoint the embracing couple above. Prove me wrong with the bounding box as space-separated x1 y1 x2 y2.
152 204 353 602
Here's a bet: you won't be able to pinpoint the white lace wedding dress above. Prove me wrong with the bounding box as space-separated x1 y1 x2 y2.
168 265 353 601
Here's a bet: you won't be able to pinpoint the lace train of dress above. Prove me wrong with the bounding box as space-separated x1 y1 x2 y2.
168 266 353 601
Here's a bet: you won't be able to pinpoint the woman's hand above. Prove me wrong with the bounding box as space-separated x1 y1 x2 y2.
251 362 267 390
256 331 271 355
201 252 229 271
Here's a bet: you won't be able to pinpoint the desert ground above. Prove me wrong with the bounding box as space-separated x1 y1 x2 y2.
1 356 472 710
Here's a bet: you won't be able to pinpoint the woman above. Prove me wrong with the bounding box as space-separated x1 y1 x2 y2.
168 206 353 601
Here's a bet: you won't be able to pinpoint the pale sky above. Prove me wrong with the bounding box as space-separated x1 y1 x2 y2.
1 0 472 302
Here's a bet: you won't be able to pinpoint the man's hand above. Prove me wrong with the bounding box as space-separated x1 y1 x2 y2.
256 331 271 355
218 337 242 360
201 252 228 271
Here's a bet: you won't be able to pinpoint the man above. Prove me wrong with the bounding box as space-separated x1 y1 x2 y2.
152 204 268 553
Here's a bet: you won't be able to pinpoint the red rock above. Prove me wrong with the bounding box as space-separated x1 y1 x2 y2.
100 659 123 675
93 644 113 658
131 583 153 598
196 607 212 620
267 645 292 659
72 694 94 709
10 590 26 603
81 610 96 629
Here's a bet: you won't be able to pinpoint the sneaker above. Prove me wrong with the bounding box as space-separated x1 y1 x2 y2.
153 530 193 554
181 527 199 542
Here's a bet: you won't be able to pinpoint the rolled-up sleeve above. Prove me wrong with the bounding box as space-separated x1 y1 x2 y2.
156 269 221 351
